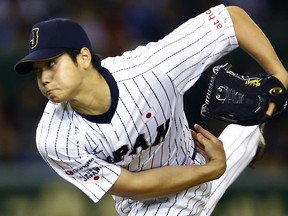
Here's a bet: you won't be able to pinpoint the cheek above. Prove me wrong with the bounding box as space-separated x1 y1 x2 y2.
37 79 47 97
58 70 82 89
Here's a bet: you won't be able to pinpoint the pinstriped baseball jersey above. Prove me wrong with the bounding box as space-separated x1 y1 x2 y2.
36 4 238 215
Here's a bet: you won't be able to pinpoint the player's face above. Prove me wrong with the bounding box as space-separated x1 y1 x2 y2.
34 54 84 103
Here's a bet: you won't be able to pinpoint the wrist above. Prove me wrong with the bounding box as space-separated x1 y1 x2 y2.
205 160 226 180
275 74 288 89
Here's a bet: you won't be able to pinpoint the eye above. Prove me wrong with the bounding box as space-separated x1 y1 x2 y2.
33 66 42 76
47 60 56 68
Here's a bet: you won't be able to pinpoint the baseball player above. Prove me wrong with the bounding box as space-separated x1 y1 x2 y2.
14 4 288 216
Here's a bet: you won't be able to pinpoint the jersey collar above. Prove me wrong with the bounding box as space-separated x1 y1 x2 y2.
80 67 119 123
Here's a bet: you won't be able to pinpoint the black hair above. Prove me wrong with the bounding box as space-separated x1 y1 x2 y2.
66 49 102 71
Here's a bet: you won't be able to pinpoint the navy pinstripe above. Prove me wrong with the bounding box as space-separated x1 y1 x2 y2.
36 4 240 215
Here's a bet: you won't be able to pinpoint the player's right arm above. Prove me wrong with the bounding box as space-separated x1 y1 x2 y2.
227 6 288 89
108 124 226 201
227 6 288 115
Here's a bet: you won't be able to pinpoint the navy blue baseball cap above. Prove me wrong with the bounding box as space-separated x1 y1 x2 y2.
14 18 93 74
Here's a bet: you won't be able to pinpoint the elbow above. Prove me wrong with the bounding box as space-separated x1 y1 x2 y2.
108 186 150 202
107 172 147 201
226 5 246 15
226 5 255 47
226 5 250 23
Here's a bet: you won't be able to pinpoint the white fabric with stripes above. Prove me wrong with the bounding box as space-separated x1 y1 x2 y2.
34 4 256 216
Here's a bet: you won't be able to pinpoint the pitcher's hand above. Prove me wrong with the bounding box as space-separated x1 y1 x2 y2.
191 124 226 178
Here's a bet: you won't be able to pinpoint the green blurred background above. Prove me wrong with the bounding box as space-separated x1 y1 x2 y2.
0 0 287 215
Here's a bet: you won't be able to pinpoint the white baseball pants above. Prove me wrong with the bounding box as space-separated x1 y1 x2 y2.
200 124 261 216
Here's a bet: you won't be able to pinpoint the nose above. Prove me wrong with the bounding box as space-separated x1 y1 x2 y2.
38 70 51 85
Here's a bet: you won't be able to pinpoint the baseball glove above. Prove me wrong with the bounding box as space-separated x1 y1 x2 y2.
201 63 288 126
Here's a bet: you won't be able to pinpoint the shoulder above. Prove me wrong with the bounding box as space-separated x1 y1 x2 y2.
37 101 74 133
41 101 71 118
36 101 78 156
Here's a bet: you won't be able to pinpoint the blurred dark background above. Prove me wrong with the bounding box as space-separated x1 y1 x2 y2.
0 0 287 215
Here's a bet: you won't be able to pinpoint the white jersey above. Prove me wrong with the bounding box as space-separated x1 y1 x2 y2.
36 4 238 216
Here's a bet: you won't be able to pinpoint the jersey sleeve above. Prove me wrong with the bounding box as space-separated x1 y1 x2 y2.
103 4 238 95
36 101 121 203
154 4 238 94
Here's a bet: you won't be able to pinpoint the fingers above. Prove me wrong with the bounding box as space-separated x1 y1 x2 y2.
190 129 205 151
191 129 207 162
190 124 226 176
191 129 201 145
191 124 225 161
266 102 276 116
193 124 218 143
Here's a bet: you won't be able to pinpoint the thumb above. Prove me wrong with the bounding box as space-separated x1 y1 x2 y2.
266 102 276 116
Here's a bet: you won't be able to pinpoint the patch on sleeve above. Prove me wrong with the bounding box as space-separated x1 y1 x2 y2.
65 158 103 184
203 7 225 32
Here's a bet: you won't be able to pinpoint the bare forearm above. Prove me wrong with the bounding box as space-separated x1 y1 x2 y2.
228 6 288 88
110 163 224 201
109 125 226 201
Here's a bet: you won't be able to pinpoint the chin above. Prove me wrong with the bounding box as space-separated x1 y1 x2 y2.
48 96 65 103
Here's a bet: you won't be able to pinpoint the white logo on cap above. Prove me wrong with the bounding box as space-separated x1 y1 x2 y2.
30 27 39 49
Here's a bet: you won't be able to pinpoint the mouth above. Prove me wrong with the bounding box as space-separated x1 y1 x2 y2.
46 89 55 96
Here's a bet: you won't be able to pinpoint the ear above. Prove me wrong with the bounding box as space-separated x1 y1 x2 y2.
77 47 92 69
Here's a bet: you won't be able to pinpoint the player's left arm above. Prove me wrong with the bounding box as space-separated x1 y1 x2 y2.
108 124 226 201
227 6 288 90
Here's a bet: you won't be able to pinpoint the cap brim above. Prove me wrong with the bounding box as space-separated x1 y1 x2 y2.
14 48 67 74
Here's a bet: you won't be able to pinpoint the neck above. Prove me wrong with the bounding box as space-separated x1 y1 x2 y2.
70 69 111 115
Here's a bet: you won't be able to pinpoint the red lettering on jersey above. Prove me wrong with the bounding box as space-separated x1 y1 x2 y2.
205 9 223 29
